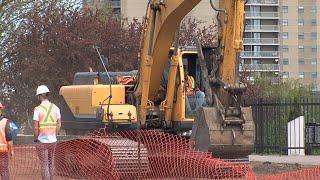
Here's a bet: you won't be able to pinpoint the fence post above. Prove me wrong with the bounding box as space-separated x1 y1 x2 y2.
288 116 305 155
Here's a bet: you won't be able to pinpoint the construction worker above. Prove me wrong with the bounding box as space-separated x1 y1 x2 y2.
184 69 196 116
33 85 61 180
185 70 195 95
0 102 14 180
194 86 206 111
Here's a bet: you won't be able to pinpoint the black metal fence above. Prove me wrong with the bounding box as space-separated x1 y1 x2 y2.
245 98 320 155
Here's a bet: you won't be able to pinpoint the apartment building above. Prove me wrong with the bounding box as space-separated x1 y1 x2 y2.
83 0 121 14
240 0 280 83
83 0 215 25
242 0 320 90
121 0 214 26
280 1 319 91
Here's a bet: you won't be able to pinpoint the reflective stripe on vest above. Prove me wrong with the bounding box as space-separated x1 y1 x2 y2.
186 90 195 95
0 118 8 152
37 103 57 135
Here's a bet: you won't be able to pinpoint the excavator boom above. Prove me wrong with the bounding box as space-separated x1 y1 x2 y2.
135 0 202 126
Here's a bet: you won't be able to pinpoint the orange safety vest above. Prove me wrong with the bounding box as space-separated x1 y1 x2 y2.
186 75 195 95
0 118 8 152
36 103 57 136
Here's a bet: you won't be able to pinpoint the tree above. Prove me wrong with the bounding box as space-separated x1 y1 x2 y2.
244 77 312 101
1 3 142 126
179 18 217 47
0 0 82 62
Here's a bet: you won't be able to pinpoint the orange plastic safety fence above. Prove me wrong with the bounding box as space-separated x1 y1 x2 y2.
1 129 319 180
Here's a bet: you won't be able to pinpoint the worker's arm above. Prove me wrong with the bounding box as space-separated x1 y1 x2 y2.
33 108 39 142
57 118 61 134
5 120 14 156
7 141 13 157
56 106 61 134
34 121 39 142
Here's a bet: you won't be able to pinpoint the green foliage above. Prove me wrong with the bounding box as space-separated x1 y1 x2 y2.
253 77 312 99
253 77 313 120
248 77 320 155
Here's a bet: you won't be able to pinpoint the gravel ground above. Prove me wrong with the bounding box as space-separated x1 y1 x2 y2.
250 161 314 176
249 155 319 176
249 155 320 166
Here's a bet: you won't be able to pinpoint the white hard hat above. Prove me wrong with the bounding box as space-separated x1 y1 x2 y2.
36 85 50 96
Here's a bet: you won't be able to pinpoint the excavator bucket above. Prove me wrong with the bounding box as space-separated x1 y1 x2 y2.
191 107 255 159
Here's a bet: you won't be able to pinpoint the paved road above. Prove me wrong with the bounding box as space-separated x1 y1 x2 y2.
249 155 320 166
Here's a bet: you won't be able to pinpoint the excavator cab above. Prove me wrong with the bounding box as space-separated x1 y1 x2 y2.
166 47 255 159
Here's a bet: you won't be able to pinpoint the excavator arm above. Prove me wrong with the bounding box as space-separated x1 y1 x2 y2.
219 0 245 84
134 0 202 127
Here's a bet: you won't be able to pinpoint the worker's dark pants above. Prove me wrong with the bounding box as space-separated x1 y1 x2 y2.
36 143 56 180
0 152 9 180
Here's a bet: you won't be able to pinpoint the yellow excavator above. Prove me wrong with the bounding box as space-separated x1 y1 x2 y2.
59 0 254 159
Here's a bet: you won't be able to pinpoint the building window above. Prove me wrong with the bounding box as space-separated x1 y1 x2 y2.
283 58 289 65
298 32 304 39
282 32 288 39
282 19 288 26
312 45 317 52
298 72 305 78
298 59 305 65
298 19 304 26
311 6 317 13
282 72 289 78
311 59 317 65
311 19 317 26
298 6 304 13
312 72 317 78
282 6 288 13
282 45 289 52
311 32 317 39
298 45 304 51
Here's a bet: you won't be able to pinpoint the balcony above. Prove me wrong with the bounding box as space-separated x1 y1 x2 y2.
246 0 279 6
245 76 281 84
245 25 279 32
240 51 279 58
246 12 279 19
243 38 280 45
239 64 280 72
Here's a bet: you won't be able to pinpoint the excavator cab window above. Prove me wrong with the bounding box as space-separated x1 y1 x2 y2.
182 52 201 116
182 53 200 88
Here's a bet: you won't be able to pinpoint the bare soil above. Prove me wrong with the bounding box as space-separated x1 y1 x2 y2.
250 161 314 176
